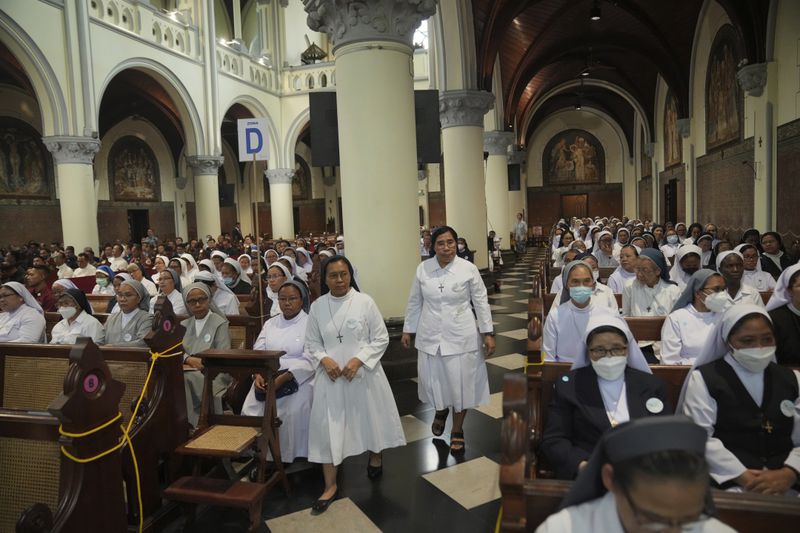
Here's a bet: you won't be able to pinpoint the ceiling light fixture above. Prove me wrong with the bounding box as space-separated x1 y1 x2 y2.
575 101 582 110
590 0 601 21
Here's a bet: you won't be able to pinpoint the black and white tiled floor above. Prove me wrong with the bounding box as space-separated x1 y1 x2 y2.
164 252 537 533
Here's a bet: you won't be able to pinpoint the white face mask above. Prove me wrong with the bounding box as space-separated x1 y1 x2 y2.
591 355 628 380
58 306 77 320
703 291 731 313
457 244 465 252
592 270 600 281
730 346 775 373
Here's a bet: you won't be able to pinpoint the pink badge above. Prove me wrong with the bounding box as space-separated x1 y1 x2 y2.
83 373 100 394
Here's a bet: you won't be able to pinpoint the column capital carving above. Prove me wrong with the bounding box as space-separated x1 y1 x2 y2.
439 90 494 129
677 118 691 139
43 136 100 164
644 142 656 158
737 62 768 97
187 155 224 174
483 131 514 156
322 173 337 187
266 168 295 185
302 0 438 51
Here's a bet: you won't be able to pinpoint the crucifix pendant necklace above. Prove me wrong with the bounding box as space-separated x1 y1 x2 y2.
327 295 354 343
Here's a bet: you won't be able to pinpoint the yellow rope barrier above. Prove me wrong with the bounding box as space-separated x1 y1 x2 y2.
58 340 185 533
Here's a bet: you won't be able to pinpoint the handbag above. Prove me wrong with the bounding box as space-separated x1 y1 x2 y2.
254 369 299 401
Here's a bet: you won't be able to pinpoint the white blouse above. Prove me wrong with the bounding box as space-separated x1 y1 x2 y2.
660 305 718 365
50 311 105 345
0 305 46 343
743 270 776 292
622 279 682 317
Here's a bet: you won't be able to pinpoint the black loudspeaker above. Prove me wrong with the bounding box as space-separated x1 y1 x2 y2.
308 90 442 167
414 90 442 164
508 164 521 191
309 92 340 167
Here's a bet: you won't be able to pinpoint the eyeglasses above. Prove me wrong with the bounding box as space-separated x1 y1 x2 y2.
635 267 658 274
186 296 209 306
266 274 285 280
588 347 627 358
116 292 137 300
0 292 17 299
278 296 301 303
326 272 350 280
701 286 726 294
621 487 709 532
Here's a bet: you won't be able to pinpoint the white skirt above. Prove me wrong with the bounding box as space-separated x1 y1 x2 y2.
417 349 490 412
241 380 314 463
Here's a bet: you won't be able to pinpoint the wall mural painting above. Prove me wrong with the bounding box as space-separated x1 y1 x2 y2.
293 154 311 200
542 129 604 186
0 118 52 198
640 130 651 178
108 136 160 201
706 24 742 151
663 89 682 168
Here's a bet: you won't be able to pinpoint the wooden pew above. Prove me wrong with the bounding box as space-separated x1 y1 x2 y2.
0 340 129 533
548 266 616 288
86 294 114 314
761 291 772 305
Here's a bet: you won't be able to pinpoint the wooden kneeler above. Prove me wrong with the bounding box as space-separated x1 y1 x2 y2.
164 348 286 533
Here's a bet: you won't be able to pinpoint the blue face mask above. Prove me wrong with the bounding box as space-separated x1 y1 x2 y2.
569 286 593 304
223 277 234 286
667 234 679 244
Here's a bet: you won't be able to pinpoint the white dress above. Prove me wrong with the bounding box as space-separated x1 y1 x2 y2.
49 311 105 345
543 301 614 362
622 279 682 317
403 257 492 412
607 268 635 294
241 311 314 463
550 284 618 314
731 284 765 307
0 305 46 343
743 270 776 292
149 289 187 316
91 284 115 296
213 289 240 316
536 491 734 533
306 289 406 465
681 354 800 487
660 305 718 365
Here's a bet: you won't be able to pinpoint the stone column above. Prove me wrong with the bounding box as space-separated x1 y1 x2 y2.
303 0 436 319
440 90 494 268
188 155 223 239
418 168 430 229
266 168 295 239
43 136 101 251
738 62 775 230
484 131 514 246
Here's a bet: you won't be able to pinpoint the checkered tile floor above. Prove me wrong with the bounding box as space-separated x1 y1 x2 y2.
163 252 536 533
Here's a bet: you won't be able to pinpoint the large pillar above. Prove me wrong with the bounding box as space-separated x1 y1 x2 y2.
267 168 295 239
188 156 223 239
440 90 494 268
484 131 514 247
303 0 436 319
738 62 775 231
43 136 101 251
418 169 430 229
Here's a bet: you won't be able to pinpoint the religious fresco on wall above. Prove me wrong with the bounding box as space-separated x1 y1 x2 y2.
542 129 604 186
706 24 742 151
0 118 52 199
108 136 160 201
293 154 311 200
640 130 651 178
663 89 682 168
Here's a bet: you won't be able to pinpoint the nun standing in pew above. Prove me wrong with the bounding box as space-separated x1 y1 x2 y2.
767 264 800 365
0 281 46 343
537 416 735 533
541 313 672 480
50 288 105 345
241 280 315 463
104 279 153 347
543 261 617 363
180 282 232 427
680 304 800 494
660 269 728 366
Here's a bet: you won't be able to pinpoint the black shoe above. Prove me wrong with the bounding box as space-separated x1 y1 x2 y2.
367 464 383 479
311 490 338 514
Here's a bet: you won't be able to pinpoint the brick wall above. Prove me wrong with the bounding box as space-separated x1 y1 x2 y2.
0 202 63 245
96 201 175 244
638 177 653 221
777 118 800 240
526 184 622 227
298 200 326 233
696 137 754 234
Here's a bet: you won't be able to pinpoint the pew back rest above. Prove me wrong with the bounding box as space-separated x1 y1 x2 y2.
0 344 150 424
86 294 114 314
228 315 261 350
0 414 61 533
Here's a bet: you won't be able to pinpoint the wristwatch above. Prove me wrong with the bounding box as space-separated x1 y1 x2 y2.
484 332 495 337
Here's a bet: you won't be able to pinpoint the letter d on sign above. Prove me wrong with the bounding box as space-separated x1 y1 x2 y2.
237 118 270 162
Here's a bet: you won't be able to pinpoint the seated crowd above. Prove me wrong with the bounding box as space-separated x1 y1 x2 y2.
535 216 799 530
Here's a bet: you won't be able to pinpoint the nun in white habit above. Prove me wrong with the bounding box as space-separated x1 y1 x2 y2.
0 281 46 343
543 261 617 363
181 253 200 280
549 255 618 314
193 270 239 316
50 288 105 345
541 313 671 479
679 304 800 493
537 416 734 533
660 269 726 365
668 244 703 290
241 280 314 463
606 244 639 294
150 268 187 316
306 255 405 513
735 243 777 292
716 250 764 307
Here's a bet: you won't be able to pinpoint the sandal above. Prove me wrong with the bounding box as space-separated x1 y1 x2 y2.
450 431 465 455
431 409 449 437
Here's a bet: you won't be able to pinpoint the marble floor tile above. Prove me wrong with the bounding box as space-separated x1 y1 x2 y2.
498 328 530 340
265 498 382 533
489 304 507 311
475 392 503 419
486 353 526 370
401 414 434 443
422 457 501 510
488 293 514 299
508 312 529 319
